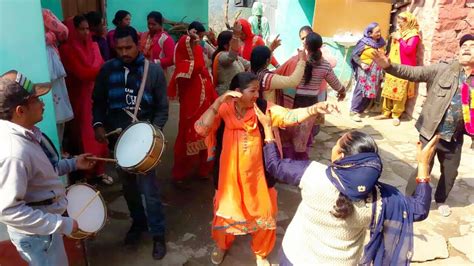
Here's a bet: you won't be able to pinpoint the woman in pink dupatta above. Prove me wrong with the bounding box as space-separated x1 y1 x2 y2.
60 15 111 184
139 11 175 82
107 10 131 59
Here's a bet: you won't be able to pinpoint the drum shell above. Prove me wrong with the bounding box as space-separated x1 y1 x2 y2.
115 122 166 174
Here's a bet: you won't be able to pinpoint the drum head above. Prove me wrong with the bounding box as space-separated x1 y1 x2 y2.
115 123 154 168
67 184 106 233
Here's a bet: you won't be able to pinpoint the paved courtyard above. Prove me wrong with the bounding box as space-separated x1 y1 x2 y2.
86 100 474 265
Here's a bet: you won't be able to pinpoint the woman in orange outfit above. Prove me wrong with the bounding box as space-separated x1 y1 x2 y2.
195 72 338 265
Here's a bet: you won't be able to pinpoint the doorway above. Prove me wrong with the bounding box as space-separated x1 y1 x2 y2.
61 0 105 19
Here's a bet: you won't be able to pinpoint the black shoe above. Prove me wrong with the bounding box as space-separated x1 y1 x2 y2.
124 222 147 246
172 180 191 191
152 235 167 260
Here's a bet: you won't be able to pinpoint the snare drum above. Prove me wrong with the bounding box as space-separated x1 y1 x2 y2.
114 122 166 174
66 184 107 239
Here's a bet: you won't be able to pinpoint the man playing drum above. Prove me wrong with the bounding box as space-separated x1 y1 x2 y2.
0 70 96 265
92 26 169 260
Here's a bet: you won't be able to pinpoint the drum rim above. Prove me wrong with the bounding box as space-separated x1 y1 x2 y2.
66 183 108 234
116 122 166 173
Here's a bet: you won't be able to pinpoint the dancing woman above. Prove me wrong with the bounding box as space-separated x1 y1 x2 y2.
195 72 338 265
255 107 437 265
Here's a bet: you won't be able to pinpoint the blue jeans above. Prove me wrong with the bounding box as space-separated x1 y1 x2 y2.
8 230 67 266
116 167 166 236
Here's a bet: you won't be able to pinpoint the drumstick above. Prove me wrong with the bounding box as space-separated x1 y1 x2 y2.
105 128 122 137
73 191 101 220
86 156 118 163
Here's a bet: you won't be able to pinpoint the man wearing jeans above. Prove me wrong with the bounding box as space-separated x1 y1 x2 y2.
372 34 474 217
0 71 94 265
92 26 169 259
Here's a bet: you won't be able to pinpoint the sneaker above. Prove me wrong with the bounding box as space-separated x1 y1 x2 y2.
392 118 401 126
351 113 362 122
437 204 451 217
211 247 226 265
256 255 270 266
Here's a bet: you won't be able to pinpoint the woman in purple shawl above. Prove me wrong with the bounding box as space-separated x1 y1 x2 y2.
350 22 386 122
254 106 438 265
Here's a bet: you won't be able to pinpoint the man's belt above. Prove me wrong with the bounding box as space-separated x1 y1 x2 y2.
26 197 59 207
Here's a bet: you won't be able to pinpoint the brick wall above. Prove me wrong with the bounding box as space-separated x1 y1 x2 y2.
403 0 473 119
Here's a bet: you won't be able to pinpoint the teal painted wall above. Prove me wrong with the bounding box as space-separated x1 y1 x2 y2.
106 0 209 33
41 0 63 20
273 0 315 62
322 38 355 88
274 0 354 88
0 0 59 147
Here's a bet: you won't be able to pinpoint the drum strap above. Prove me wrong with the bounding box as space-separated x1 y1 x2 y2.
132 59 150 122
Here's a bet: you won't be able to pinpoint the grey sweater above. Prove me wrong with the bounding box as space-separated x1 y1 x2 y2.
0 120 75 236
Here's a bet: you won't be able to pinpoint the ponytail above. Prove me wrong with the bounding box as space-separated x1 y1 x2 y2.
331 192 355 219
303 32 323 85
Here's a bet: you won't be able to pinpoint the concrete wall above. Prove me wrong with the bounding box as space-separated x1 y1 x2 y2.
0 0 59 243
106 0 209 33
273 0 315 62
0 0 59 147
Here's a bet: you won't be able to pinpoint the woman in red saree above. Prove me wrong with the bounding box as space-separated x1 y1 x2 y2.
168 23 218 186
60 15 111 184
237 18 279 67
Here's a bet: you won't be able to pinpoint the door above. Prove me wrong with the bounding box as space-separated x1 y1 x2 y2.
62 0 105 20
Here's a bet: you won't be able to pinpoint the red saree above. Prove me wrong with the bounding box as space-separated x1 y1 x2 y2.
168 35 218 180
238 18 278 67
60 18 108 176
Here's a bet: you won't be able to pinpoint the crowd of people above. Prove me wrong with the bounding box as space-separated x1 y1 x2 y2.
0 2 473 266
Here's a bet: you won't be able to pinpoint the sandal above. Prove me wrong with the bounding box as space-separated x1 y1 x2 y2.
392 118 401 126
256 255 270 266
374 114 390 120
211 247 226 265
98 174 114 185
437 204 451 217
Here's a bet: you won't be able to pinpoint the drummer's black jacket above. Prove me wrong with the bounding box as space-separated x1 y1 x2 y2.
92 53 169 145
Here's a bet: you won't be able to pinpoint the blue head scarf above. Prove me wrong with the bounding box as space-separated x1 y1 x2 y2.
351 22 386 72
326 152 414 266
326 152 382 201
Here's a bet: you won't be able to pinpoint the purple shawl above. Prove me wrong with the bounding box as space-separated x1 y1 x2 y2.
351 22 386 71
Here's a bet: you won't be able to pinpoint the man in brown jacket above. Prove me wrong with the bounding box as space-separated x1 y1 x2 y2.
372 33 474 217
